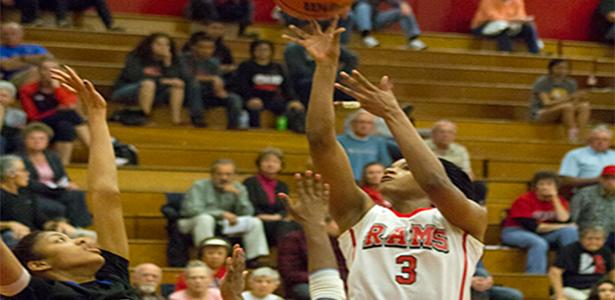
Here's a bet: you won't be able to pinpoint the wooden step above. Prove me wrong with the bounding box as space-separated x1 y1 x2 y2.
491 273 550 300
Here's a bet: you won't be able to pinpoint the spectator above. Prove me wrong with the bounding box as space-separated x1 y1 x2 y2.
471 260 524 300
112 33 190 125
353 0 426 50
234 40 305 132
181 34 243 128
243 147 298 246
337 109 392 180
20 122 93 229
132 263 165 300
530 59 591 143
471 0 541 53
359 162 391 208
242 267 283 300
277 216 347 300
600 0 615 41
178 159 269 266
571 165 615 252
19 59 90 164
175 237 231 290
169 260 223 300
15 0 121 30
203 21 237 77
0 22 52 87
501 171 578 274
559 125 615 188
0 80 26 153
549 226 614 300
588 279 615 300
185 0 255 38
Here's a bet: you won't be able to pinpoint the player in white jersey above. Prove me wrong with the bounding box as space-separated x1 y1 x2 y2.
283 17 488 300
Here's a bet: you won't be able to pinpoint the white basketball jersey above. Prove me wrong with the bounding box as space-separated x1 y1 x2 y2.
338 205 483 300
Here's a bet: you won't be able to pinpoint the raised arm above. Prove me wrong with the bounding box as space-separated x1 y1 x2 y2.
335 71 487 241
0 238 29 297
283 19 371 232
51 67 129 258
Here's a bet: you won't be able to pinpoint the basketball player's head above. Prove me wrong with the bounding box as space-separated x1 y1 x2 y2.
210 159 236 189
579 226 607 252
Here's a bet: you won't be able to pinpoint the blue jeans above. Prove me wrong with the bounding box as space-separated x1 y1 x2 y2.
472 21 540 53
501 226 578 274
353 1 421 39
473 285 524 300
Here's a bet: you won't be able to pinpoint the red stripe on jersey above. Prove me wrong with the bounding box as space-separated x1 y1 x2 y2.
350 228 357 260
458 233 469 300
387 207 434 218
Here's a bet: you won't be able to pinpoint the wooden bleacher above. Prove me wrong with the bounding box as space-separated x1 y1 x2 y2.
4 10 613 299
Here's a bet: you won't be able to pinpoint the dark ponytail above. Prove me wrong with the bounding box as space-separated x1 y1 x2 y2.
13 231 45 268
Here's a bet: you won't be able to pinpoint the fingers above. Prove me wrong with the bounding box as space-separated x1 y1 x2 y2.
379 75 392 91
310 19 323 35
288 24 309 39
351 70 377 91
326 15 339 34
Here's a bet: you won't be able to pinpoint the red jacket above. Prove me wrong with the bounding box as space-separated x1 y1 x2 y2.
19 82 77 121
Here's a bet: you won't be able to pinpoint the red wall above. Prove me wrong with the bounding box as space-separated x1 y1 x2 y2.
107 0 603 41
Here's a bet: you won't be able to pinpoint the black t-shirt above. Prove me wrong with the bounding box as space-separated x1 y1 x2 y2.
554 241 613 289
0 189 48 229
214 40 234 66
8 250 140 300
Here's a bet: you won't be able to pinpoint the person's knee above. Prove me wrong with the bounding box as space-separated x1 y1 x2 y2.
531 236 549 253
194 213 216 226
139 79 156 91
576 101 591 111
559 102 574 113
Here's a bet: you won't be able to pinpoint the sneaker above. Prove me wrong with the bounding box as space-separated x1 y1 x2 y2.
362 36 380 48
407 38 427 50
537 39 545 50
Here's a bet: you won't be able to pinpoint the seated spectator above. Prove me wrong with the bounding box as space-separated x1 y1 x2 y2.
16 0 121 30
471 260 524 300
185 0 255 38
132 263 165 300
242 267 283 300
169 260 223 300
234 40 305 132
112 33 190 125
19 60 90 164
0 80 26 153
588 279 615 300
175 237 231 290
203 21 237 77
243 148 298 246
601 0 615 41
277 216 347 300
178 159 269 267
359 162 391 208
0 22 52 87
19 122 93 229
530 59 590 143
353 0 426 49
181 34 242 128
501 171 578 274
471 0 541 53
549 226 614 300
559 125 615 189
337 109 392 181
571 165 615 252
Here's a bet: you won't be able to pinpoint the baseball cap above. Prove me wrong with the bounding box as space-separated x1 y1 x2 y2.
601 165 615 177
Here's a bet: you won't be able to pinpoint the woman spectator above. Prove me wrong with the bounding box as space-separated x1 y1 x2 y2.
169 260 222 300
112 33 190 125
19 122 92 229
359 162 391 208
234 40 305 132
530 59 591 143
243 147 298 246
19 59 90 165
588 279 615 300
500 171 578 274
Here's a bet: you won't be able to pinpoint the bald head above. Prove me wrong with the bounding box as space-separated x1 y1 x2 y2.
431 120 457 148
588 125 613 153
1 22 24 47
133 263 162 291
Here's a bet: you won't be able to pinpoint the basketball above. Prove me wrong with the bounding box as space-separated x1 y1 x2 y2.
274 0 352 20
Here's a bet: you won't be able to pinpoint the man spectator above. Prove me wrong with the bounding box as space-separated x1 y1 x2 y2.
472 260 524 300
601 0 615 41
133 263 165 300
178 159 269 266
571 165 615 252
559 125 615 188
337 109 392 180
471 0 541 54
0 22 52 87
277 217 347 300
549 226 614 300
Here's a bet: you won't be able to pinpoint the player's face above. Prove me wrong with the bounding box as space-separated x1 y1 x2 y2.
212 163 235 188
25 130 50 152
249 276 279 298
580 231 606 252
597 282 615 300
30 232 105 273
363 164 385 186
589 131 612 152
192 40 216 58
258 154 282 176
186 267 212 293
201 246 228 269
380 159 426 200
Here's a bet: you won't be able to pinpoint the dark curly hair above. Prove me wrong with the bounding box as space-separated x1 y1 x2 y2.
249 40 275 61
130 33 178 64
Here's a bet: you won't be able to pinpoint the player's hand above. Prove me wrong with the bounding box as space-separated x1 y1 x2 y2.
51 66 107 117
279 171 329 228
335 70 400 119
282 16 345 66
220 244 247 300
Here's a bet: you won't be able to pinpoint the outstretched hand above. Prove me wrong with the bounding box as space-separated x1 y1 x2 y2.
279 171 329 227
220 244 246 300
282 16 345 65
335 70 400 118
50 66 107 116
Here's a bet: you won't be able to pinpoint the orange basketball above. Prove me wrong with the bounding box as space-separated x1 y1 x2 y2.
275 0 352 20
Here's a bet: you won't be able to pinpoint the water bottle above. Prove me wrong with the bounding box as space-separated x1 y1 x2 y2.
276 115 288 131
239 110 249 129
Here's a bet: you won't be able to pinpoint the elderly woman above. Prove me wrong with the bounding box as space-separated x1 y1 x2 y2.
20 122 92 228
169 261 222 300
243 147 298 246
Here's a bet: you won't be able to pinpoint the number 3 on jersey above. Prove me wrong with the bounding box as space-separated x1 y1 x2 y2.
396 255 417 285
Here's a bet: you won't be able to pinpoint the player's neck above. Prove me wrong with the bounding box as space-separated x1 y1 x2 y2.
390 197 431 214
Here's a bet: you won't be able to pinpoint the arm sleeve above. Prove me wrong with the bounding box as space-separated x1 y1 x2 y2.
19 85 44 121
515 218 539 232
234 184 255 216
474 260 490 277
180 181 211 218
559 152 580 177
